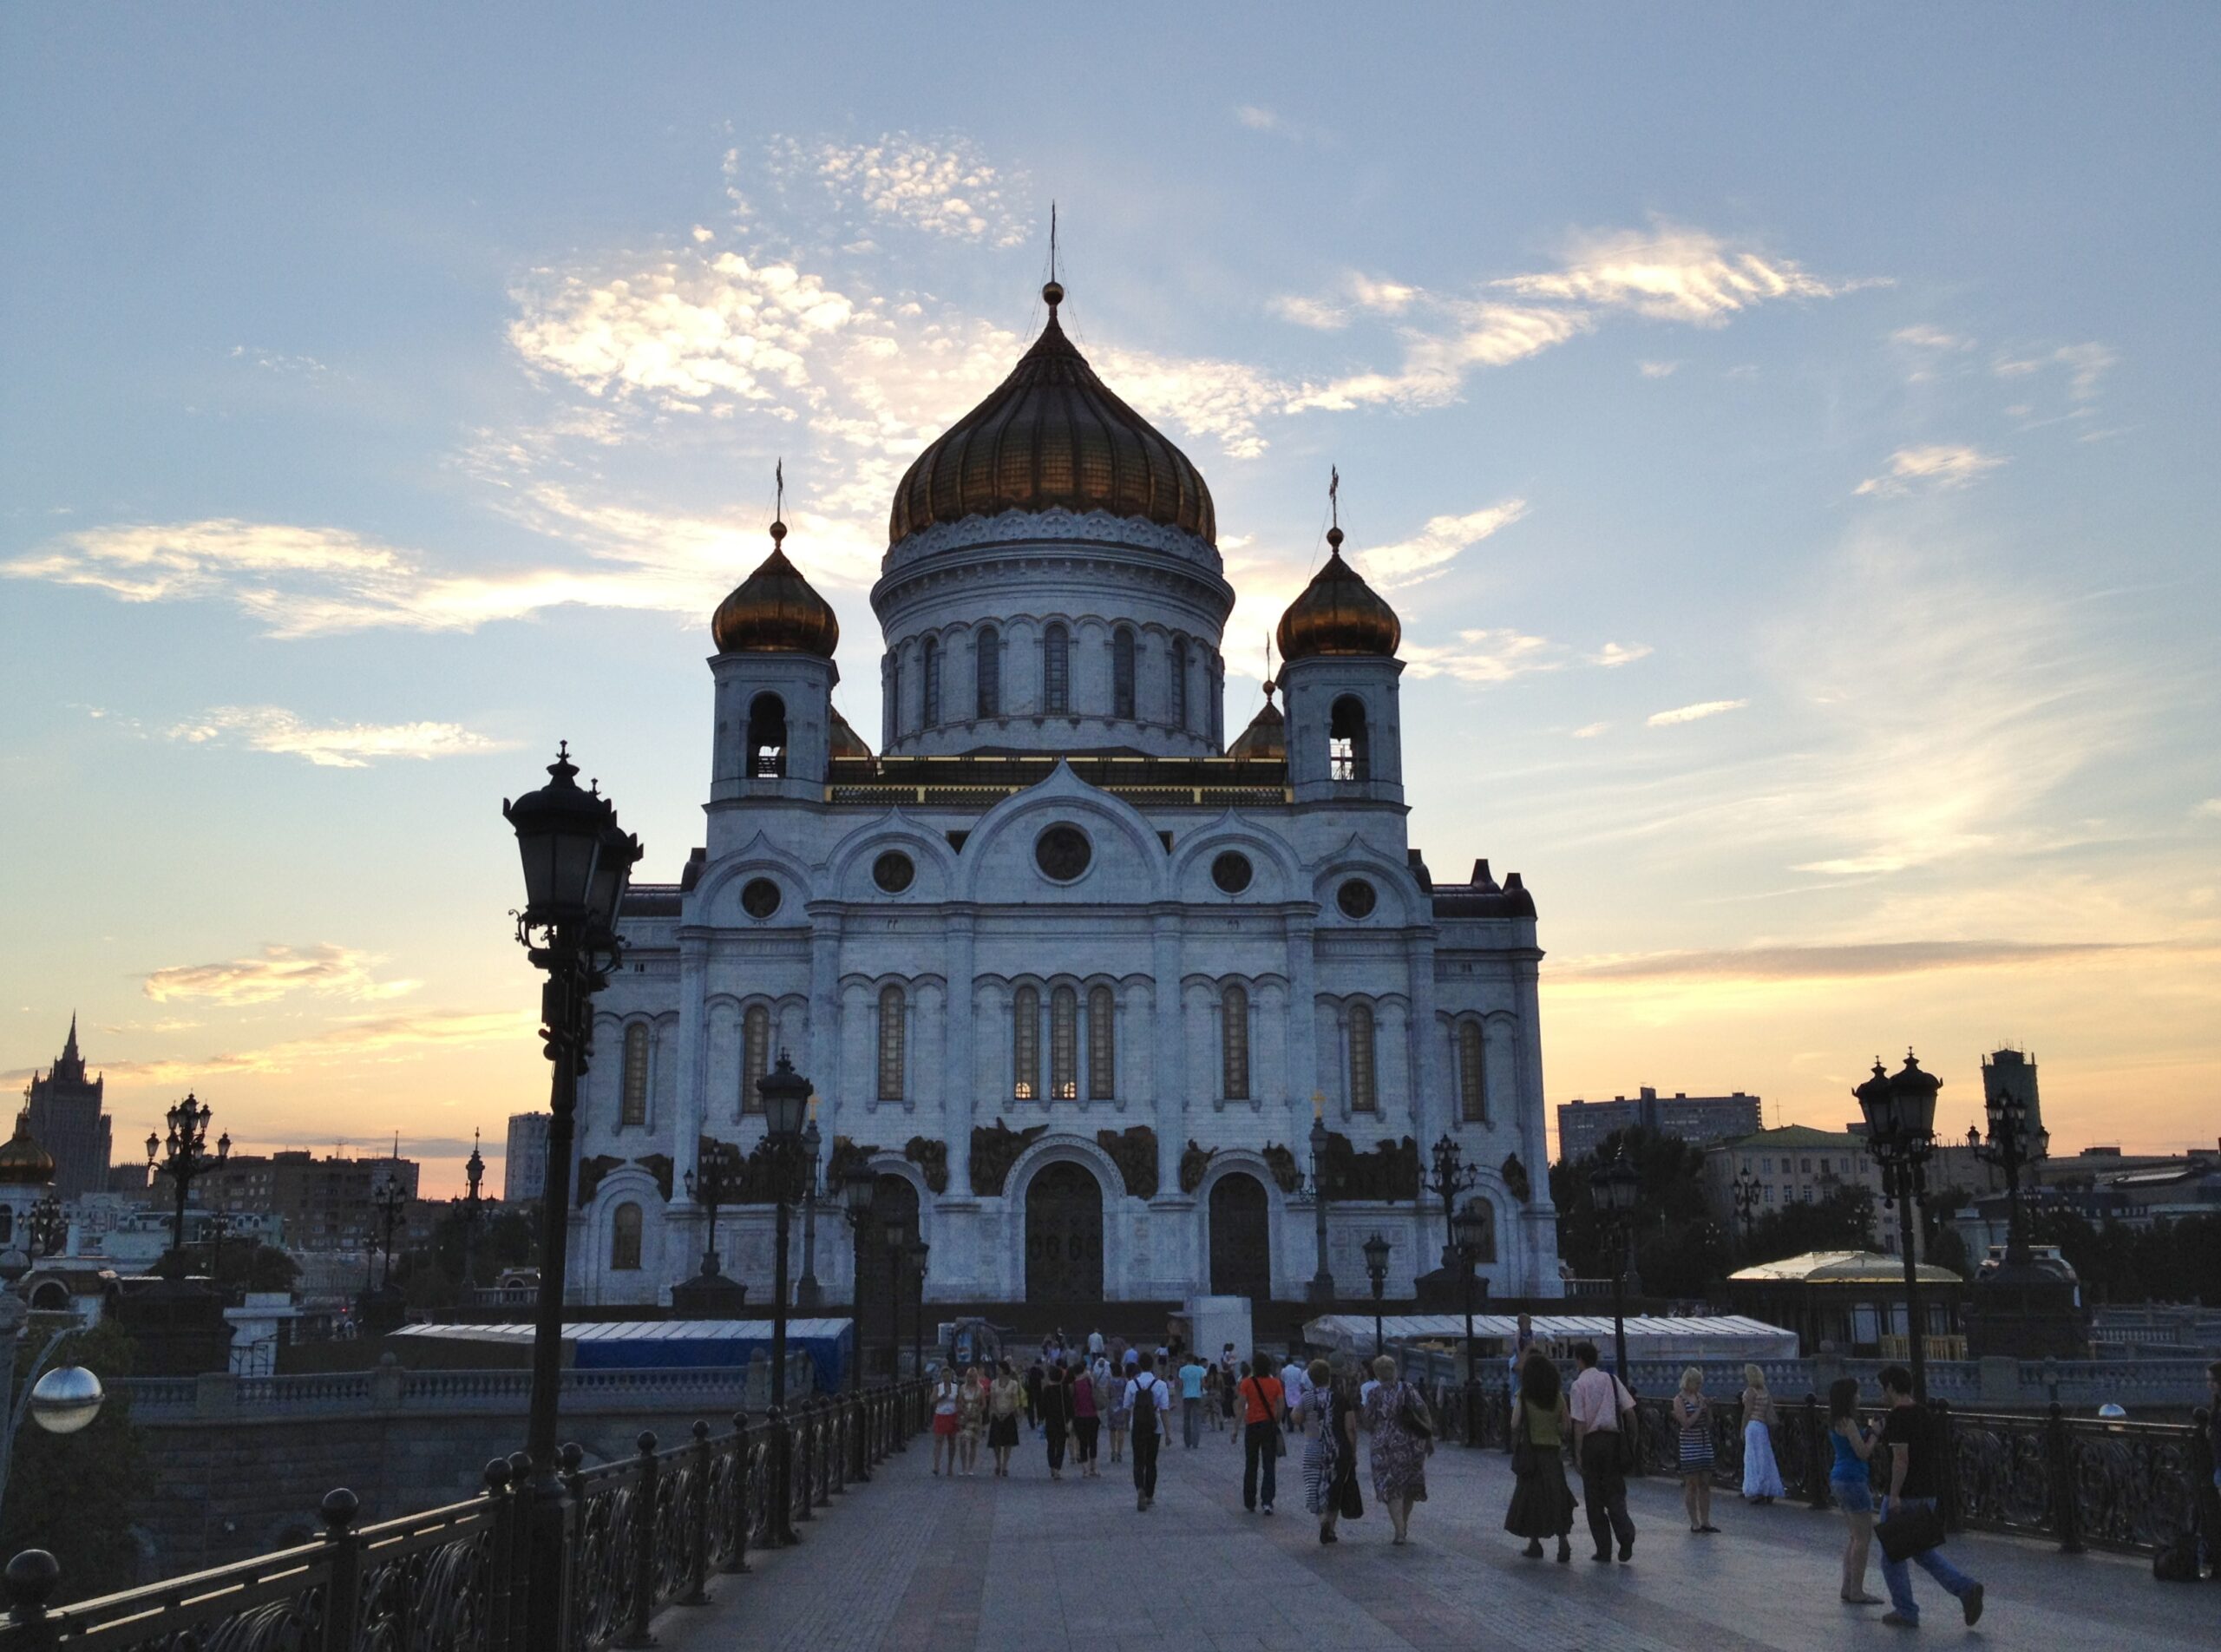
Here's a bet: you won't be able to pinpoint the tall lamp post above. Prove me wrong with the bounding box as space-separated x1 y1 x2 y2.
840 1162 877 1481
682 1149 738 1280
459 1131 486 1296
882 1214 910 1385
370 1172 408 1291
1307 1098 1336 1306
1451 1203 1490 1445
1588 1150 1640 1381
1732 1169 1761 1249
1855 1052 1939 1402
1424 1135 1482 1274
1974 1070 2043 1267
1362 1232 1391 1357
906 1236 930 1379
147 1093 228 1275
756 1052 811 1545
796 1109 823 1310
26 1196 67 1263
504 741 642 1645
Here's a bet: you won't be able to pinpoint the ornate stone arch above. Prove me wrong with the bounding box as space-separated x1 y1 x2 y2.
1310 833 1428 927
953 763 1169 905
692 830 818 928
1002 1131 1129 1301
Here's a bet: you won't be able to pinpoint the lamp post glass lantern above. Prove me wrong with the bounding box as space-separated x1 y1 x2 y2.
1362 1232 1391 1357
1855 1052 1939 1402
147 1092 229 1272
1425 1135 1483 1273
1589 1148 1641 1380
755 1049 809 1545
1307 1102 1336 1305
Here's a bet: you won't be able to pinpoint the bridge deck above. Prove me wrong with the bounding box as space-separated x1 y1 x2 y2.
657 1426 2212 1651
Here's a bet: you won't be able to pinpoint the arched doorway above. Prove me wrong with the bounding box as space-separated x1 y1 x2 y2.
1024 1161 1104 1305
1208 1172 1272 1301
859 1174 918 1380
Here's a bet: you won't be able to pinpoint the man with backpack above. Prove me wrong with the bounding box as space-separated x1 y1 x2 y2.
1124 1351 1176 1511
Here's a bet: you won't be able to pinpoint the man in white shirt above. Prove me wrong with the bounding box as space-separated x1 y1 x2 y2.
1567 1341 1638 1563
1278 1355 1310 1434
1123 1352 1176 1511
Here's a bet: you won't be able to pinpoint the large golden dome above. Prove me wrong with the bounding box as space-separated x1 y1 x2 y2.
888 284 1216 547
711 523 840 658
1275 528 1401 661
0 1110 54 1187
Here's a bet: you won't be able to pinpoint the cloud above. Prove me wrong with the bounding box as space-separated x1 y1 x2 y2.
1235 105 1283 132
1853 444 2005 497
1993 342 2115 400
1352 499 1528 588
166 705 512 768
230 345 330 377
2195 799 2221 820
1571 722 1611 739
781 134 1028 246
1589 641 1652 668
1495 222 1854 325
143 943 419 1006
99 1008 533 1084
1638 360 1681 378
1268 293 1350 331
1891 325 1973 353
1285 303 1591 411
1402 628 1565 684
1555 938 2193 985
1648 698 1747 727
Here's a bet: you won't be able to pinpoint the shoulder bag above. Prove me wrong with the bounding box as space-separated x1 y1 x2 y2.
1395 1380 1435 1441
1875 1499 1947 1563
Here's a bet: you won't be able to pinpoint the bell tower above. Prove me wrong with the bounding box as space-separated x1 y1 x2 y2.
1275 509 1405 806
708 517 842 805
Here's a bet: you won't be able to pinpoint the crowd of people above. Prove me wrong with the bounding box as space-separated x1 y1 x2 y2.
922 1325 1995 1627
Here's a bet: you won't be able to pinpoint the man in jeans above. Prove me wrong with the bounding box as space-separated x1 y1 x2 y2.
1124 1352 1175 1511
1567 1341 1636 1563
1238 1353 1285 1514
1876 1364 1984 1628
1177 1351 1209 1448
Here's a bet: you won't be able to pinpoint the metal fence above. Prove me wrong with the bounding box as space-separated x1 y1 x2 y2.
0 1381 929 1649
1393 1347 2206 1559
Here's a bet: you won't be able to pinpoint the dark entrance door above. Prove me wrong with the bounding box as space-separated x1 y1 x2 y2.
859 1174 917 1379
1209 1172 1272 1301
1025 1162 1104 1305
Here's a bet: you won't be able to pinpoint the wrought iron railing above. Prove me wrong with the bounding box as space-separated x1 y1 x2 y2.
0 1381 930 1649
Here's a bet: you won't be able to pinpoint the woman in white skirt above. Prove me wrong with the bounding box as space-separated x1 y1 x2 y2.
1739 1363 1785 1503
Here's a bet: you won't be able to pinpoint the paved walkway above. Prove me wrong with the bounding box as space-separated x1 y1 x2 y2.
658 1426 2214 1650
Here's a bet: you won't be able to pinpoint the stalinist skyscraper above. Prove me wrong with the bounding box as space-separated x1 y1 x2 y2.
25 1014 114 1200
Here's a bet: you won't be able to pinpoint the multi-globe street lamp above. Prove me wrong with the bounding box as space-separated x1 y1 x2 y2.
755 1051 812 1544
1855 1052 1941 1403
1732 1168 1761 1244
1974 1065 2045 1267
147 1093 228 1275
1307 1098 1336 1306
683 1146 742 1283
1588 1150 1640 1380
25 1196 66 1263
1451 1202 1491 1444
796 1111 823 1310
1425 1135 1482 1274
1362 1231 1392 1357
370 1171 409 1292
503 741 642 1644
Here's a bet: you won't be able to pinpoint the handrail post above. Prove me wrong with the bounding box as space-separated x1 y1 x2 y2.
616 1431 658 1647
2046 1404 2084 1553
505 1450 536 1647
559 1443 588 1652
482 1458 518 1651
1803 1396 1829 1511
1933 1400 1962 1532
317 1488 363 1652
794 1403 816 1524
723 1413 752 1576
678 1421 711 1608
3 1550 62 1651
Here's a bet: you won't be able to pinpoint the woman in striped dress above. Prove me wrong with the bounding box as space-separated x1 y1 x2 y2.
1671 1367 1719 1533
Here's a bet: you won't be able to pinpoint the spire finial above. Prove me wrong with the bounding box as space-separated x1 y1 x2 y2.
1042 202 1064 310
1327 466 1344 554
770 460 788 545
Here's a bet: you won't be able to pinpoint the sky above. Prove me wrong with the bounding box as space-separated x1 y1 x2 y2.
3 5 2216 1198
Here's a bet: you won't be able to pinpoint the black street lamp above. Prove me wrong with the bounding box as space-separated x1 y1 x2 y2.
370 1170 408 1291
25 1195 66 1263
841 1160 877 1482
460 1131 486 1295
1307 1099 1336 1306
1856 1052 1940 1402
683 1146 742 1280
882 1213 909 1383
504 741 642 1644
796 1110 823 1309
757 1051 811 1545
1451 1202 1490 1444
1425 1135 1482 1273
147 1092 229 1275
1974 1066 2045 1267
1732 1168 1761 1244
1588 1150 1640 1381
906 1236 930 1380
1362 1232 1391 1357
205 1209 233 1287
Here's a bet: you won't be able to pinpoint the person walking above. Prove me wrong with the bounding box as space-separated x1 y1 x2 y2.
1202 1361 1224 1432
1237 1354 1285 1513
1218 1343 1240 1430
1040 1360 1073 1479
1359 1353 1432 1545
1569 1341 1637 1564
1280 1352 1311 1436
1671 1368 1719 1533
1125 1352 1174 1511
1071 1353 1102 1476
1104 1354 1131 1465
1740 1364 1785 1504
987 1360 1024 1478
1303 1359 1363 1544
1177 1350 1209 1448
1826 1375 1882 1603
1024 1358 1045 1439
1874 1364 1984 1628
956 1363 986 1478
930 1367 963 1476
1504 1352 1576 1563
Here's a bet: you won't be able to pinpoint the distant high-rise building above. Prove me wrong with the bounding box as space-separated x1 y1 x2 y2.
1557 1085 1765 1164
505 1112 550 1204
24 1014 113 1201
1981 1048 2046 1155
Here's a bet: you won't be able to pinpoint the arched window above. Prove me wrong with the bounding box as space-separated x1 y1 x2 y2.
1458 1021 1487 1123
1347 1002 1378 1112
620 1023 650 1126
1221 983 1250 1101
1170 637 1189 731
1330 696 1369 782
1050 985 1078 1099
1458 1196 1497 1263
742 1005 770 1116
1087 985 1116 1099
877 985 907 1101
1043 624 1070 714
888 656 903 739
1012 985 1039 1099
1111 628 1136 719
747 694 788 779
610 1202 643 1271
0 1208 10 1246
922 635 940 727
976 625 1000 718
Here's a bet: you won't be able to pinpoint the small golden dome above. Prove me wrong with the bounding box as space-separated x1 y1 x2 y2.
0 1110 55 1187
888 285 1215 547
711 522 840 658
1274 530 1401 661
1228 681 1287 759
829 705 871 758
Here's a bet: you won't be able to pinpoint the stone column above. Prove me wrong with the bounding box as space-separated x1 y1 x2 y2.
675 935 710 1197
808 911 842 1137
1150 910 1186 1205
1285 913 1319 1145
942 913 976 1196
1406 933 1444 1155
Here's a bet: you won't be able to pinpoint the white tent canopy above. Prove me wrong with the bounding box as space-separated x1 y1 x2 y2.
1303 1313 1798 1362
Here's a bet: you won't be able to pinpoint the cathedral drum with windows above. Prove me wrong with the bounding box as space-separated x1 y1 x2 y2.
567 280 1561 1312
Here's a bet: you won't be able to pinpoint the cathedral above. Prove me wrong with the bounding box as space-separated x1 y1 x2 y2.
567 279 1562 1314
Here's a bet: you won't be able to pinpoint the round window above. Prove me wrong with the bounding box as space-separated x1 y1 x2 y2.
739 878 782 920
1034 824 1093 882
872 850 915 894
1211 851 1254 895
1336 878 1378 920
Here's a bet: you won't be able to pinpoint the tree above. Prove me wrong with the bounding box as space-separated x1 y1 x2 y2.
1740 1184 1876 1265
1550 1128 1720 1288
0 1319 150 1604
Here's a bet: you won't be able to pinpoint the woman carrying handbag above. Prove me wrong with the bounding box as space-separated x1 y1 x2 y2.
1504 1350 1576 1562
